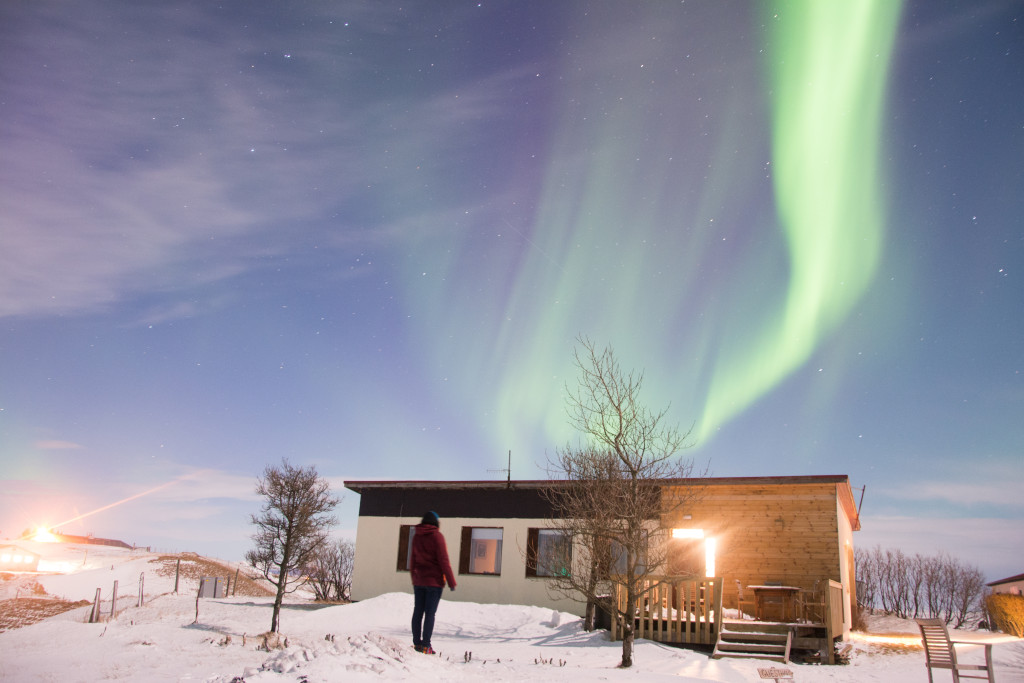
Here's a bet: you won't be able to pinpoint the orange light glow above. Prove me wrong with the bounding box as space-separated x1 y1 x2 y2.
672 528 704 539
853 633 922 647
32 527 58 543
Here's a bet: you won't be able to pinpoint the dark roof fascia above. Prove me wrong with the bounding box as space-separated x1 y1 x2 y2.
987 572 1024 587
344 474 852 494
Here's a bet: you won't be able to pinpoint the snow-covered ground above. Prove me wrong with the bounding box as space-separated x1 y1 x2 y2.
1 541 1022 682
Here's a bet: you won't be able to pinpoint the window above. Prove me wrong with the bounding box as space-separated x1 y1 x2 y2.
459 527 503 575
396 524 416 571
607 532 648 576
526 528 572 577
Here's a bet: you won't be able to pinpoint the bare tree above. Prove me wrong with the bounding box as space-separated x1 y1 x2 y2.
544 337 696 668
854 546 879 613
948 558 987 628
856 545 987 626
306 538 356 602
246 459 339 632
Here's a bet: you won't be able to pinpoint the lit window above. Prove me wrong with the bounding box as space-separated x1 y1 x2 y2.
459 527 502 575
1 554 10 563
527 529 571 577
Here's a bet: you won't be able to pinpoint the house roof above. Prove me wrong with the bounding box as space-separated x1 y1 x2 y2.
987 572 1024 587
344 474 853 491
344 474 861 530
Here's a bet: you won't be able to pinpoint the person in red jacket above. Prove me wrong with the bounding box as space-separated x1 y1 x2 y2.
410 511 456 654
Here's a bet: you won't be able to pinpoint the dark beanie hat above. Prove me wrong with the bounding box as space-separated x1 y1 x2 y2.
420 511 440 526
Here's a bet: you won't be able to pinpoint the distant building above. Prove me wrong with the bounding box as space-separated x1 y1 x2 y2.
987 573 1024 595
26 532 133 549
0 545 41 572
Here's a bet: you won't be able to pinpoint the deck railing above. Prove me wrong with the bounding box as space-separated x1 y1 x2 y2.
824 578 843 661
609 576 724 645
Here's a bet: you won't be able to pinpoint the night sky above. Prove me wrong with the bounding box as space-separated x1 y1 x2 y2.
2 1 1021 580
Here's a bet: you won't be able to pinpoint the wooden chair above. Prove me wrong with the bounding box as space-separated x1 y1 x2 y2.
735 580 756 619
915 618 995 683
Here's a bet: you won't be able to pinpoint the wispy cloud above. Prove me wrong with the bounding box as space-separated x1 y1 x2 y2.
34 440 85 450
0 2 537 324
876 461 1024 510
890 480 1024 508
149 468 261 505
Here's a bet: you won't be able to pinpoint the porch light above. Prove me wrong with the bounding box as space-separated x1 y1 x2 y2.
33 527 58 543
672 529 717 577
705 537 716 577
672 528 704 539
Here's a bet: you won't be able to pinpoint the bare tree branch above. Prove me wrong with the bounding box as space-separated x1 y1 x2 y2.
306 538 355 602
543 336 699 668
245 459 339 632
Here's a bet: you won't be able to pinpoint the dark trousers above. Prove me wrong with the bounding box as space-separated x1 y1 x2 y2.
411 585 444 649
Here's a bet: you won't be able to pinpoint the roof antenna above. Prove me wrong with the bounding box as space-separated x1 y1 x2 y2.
488 450 512 487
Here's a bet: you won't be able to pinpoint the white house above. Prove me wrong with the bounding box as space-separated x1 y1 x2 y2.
344 474 861 641
345 479 573 612
988 573 1024 595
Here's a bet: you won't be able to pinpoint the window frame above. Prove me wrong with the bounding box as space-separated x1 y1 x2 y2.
526 528 572 578
458 526 504 576
607 531 649 577
396 524 415 572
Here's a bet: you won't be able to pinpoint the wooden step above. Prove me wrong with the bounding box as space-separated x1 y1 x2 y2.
716 643 786 655
713 626 792 663
720 622 791 634
720 631 788 642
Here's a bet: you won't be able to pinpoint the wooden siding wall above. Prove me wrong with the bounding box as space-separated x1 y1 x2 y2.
662 483 843 609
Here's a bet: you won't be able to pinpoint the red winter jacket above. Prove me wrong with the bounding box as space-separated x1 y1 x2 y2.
410 524 457 589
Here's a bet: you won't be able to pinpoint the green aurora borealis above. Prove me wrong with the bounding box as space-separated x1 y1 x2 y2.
407 0 905 462
701 1 903 441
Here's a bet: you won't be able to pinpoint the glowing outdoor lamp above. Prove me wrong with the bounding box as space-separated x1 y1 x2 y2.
672 528 704 539
671 528 716 577
704 537 716 577
32 527 58 543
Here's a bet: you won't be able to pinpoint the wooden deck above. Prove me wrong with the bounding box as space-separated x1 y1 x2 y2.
610 577 845 664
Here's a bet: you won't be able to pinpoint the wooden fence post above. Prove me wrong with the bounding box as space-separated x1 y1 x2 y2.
138 572 145 607
110 580 118 619
174 558 180 594
193 584 201 624
233 567 239 596
90 588 102 623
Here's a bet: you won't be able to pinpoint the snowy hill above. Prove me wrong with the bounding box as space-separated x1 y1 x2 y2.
1 540 1022 682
